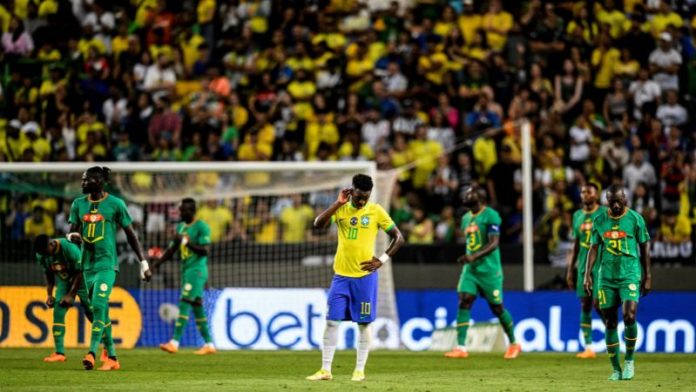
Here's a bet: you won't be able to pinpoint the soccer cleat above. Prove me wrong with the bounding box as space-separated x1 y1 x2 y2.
43 353 66 362
576 348 596 359
351 370 366 382
444 348 469 358
159 342 178 354
504 343 522 359
608 370 622 381
82 353 95 370
306 369 333 381
100 349 108 363
622 360 634 380
97 358 121 371
194 345 216 355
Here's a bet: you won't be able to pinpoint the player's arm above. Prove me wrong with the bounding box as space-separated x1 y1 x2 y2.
123 224 151 281
186 242 210 256
583 244 598 296
150 239 178 272
60 272 84 307
44 271 55 308
458 232 499 264
67 222 82 245
313 188 351 229
639 242 651 296
566 238 580 289
360 225 405 272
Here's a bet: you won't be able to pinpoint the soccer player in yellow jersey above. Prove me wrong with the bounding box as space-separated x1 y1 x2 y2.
306 174 404 382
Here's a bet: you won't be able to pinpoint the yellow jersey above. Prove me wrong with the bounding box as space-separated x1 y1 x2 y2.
331 202 395 278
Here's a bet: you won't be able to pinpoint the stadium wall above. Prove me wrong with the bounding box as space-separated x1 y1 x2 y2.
1 287 694 353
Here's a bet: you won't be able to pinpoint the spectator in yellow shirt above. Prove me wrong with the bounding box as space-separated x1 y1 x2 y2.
658 209 692 243
196 200 233 242
458 0 481 45
481 0 513 52
24 206 54 239
596 0 628 39
591 34 620 101
409 125 444 189
306 111 339 160
280 195 314 243
287 70 317 120
649 1 683 37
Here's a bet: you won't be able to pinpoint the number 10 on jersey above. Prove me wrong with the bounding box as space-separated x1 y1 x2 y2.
348 227 358 240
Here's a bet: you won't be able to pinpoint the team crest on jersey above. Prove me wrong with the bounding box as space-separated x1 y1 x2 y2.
361 216 370 226
465 223 479 233
51 263 65 271
580 222 593 231
82 213 104 223
603 230 627 239
350 217 358 226
100 283 108 291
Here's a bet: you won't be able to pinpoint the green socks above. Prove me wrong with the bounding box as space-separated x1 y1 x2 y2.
193 304 213 344
498 309 516 344
606 328 621 371
624 323 638 361
173 301 192 342
581 311 593 346
52 323 66 354
103 319 116 357
456 309 470 346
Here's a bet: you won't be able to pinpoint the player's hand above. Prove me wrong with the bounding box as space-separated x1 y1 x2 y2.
140 260 152 282
67 232 82 245
337 188 352 205
46 296 55 308
566 269 575 290
457 254 475 264
360 257 383 272
583 276 593 297
59 294 74 307
641 275 652 297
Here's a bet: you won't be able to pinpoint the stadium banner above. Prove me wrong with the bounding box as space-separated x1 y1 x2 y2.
0 286 141 348
397 290 696 353
3 287 693 353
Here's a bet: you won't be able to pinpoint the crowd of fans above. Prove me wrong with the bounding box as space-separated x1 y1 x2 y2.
0 0 695 261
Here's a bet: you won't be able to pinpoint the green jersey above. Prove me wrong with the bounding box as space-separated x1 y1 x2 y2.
36 238 82 281
590 208 650 282
572 205 607 277
69 193 133 272
176 220 211 271
460 206 502 275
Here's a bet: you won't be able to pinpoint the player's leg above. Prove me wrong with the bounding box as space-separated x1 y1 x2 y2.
445 271 477 358
576 295 596 358
190 269 215 354
44 281 69 362
83 270 117 370
161 270 194 353
349 273 378 381
620 282 640 380
480 275 520 359
193 297 215 354
307 276 348 381
94 270 120 371
598 286 622 380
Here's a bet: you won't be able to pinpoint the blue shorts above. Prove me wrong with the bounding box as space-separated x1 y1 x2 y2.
326 273 378 323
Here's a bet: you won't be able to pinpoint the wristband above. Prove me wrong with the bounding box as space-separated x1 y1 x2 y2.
378 253 391 264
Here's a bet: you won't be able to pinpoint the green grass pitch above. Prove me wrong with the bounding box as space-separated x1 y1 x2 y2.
1 349 694 391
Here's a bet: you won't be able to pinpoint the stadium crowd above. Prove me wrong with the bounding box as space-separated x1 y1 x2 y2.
0 0 695 260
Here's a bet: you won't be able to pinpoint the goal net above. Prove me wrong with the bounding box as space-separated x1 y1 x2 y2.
0 162 400 350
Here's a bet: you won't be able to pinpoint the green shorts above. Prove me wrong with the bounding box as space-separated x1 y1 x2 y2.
597 278 641 309
54 279 91 315
83 269 116 309
181 268 208 302
576 270 600 299
457 269 503 305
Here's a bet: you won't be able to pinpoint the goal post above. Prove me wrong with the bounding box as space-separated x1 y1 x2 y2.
0 161 402 350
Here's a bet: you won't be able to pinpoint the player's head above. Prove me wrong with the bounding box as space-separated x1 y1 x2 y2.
580 182 599 207
351 174 373 209
81 166 111 194
605 184 627 216
34 234 55 256
179 198 197 223
462 184 485 208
